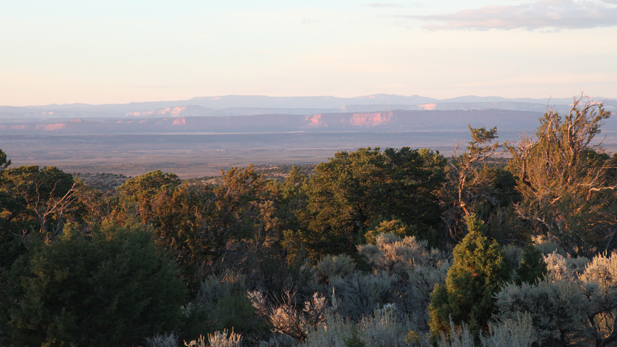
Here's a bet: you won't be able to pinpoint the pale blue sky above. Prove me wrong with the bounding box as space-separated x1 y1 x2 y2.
1 0 616 105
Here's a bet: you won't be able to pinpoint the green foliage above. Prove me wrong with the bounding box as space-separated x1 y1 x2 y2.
515 245 547 285
114 169 181 224
1 165 81 239
0 149 10 171
298 147 446 261
276 165 309 233
185 272 269 344
5 224 186 347
116 169 180 198
429 214 511 340
343 325 367 347
364 219 415 245
111 165 280 290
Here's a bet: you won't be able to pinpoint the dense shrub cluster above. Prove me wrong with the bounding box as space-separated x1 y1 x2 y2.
1 98 616 346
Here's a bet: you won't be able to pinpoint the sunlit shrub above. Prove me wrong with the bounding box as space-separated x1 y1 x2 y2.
579 252 617 344
435 320 474 347
364 220 415 245
248 290 327 342
358 234 449 277
543 251 589 281
183 329 242 347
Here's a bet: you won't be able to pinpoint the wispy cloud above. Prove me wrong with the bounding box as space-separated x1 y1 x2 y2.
413 0 617 31
301 18 318 25
368 3 403 8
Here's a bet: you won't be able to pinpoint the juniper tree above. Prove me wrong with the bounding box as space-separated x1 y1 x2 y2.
428 214 511 340
297 147 446 261
515 245 547 285
5 224 186 347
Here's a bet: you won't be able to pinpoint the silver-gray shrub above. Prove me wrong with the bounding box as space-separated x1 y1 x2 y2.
357 233 450 328
436 313 536 347
436 321 474 347
543 251 589 281
494 279 592 346
402 258 450 330
328 271 393 318
480 312 536 347
258 333 296 347
302 304 421 347
197 272 248 305
532 235 567 257
315 254 356 283
358 234 449 277
144 332 179 347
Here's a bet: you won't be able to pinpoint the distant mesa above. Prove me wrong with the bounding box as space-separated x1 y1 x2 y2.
348 111 393 126
305 114 324 127
419 103 437 111
127 106 188 117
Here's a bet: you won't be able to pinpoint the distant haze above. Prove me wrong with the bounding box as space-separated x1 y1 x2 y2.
2 93 616 178
1 94 616 122
2 2 617 105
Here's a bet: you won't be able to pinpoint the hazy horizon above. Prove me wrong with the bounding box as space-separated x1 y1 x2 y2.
3 93 616 109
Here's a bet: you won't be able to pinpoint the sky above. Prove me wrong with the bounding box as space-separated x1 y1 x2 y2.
1 0 616 106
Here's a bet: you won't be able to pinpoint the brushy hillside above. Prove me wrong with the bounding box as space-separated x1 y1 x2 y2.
1 98 616 347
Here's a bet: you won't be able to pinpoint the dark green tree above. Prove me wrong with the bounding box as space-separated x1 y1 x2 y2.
296 147 446 261
5 223 186 347
0 149 10 172
515 245 547 285
428 214 511 340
